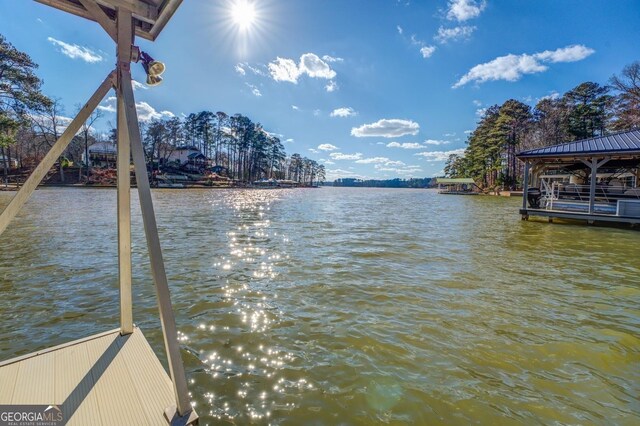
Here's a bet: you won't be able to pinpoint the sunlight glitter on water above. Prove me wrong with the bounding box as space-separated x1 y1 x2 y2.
181 189 315 422
1 188 639 425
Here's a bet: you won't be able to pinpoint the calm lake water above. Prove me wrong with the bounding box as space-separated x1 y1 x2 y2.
1 187 639 425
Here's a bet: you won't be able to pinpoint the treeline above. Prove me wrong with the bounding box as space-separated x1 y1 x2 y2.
333 177 432 188
0 34 325 185
143 113 325 184
444 61 640 190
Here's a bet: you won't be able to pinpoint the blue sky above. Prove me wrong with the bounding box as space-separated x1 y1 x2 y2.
1 0 638 180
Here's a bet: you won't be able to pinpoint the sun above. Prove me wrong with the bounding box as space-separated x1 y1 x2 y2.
231 0 257 31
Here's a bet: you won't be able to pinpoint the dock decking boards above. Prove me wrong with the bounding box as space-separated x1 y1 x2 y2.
0 327 183 425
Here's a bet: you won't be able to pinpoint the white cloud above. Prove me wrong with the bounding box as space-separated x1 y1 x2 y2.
446 0 486 22
535 45 595 63
443 132 456 137
97 96 116 113
268 57 301 83
376 165 423 175
309 148 319 154
291 105 299 110
132 80 147 90
540 91 560 101
415 148 466 162
313 109 321 116
330 107 356 118
355 157 391 164
453 44 595 88
325 80 338 92
269 53 338 84
235 64 246 75
386 142 423 149
300 53 337 79
245 83 262 97
420 46 436 58
424 139 449 145
322 55 343 63
435 25 476 43
383 160 406 167
329 152 363 160
397 25 404 35
284 138 294 143
475 107 487 117
410 35 437 59
318 144 339 151
464 129 473 134
351 119 419 138
47 37 103 63
136 101 175 122
472 99 482 106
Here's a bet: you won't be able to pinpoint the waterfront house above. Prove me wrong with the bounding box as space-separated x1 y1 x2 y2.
166 145 209 171
518 129 640 225
83 141 117 168
0 155 18 169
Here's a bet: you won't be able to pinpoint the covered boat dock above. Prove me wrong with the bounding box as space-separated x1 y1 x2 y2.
518 130 640 225
435 178 477 194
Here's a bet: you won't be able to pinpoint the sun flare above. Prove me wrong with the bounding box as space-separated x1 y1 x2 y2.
231 0 257 31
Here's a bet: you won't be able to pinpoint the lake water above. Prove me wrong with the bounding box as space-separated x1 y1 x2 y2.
1 187 638 425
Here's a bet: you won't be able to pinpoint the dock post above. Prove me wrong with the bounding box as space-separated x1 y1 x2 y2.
116 8 133 336
116 11 192 416
589 158 597 214
522 160 530 210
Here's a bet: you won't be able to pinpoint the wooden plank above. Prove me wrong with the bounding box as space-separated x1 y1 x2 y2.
117 7 134 336
55 343 102 425
121 67 192 416
84 331 149 425
0 328 187 424
148 0 182 40
12 351 56 404
33 0 157 40
0 71 115 237
0 329 120 368
119 329 175 423
78 0 117 41
0 363 19 402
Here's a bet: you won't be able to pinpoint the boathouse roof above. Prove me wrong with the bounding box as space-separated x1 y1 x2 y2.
436 178 475 184
517 129 640 159
34 0 183 41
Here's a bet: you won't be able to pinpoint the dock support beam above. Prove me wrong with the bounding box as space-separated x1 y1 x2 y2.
116 8 133 336
115 8 192 418
0 72 114 236
585 157 609 215
522 160 530 210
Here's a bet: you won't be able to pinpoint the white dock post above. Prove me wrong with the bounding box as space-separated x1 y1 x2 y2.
116 23 192 417
116 8 133 336
522 160 530 210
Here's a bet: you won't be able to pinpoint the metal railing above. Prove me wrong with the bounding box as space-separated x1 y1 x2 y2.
543 182 640 215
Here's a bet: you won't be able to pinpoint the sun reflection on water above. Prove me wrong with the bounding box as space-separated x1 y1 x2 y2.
180 189 314 422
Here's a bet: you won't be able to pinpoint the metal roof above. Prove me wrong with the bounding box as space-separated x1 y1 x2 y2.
34 0 182 41
436 178 475 184
517 130 640 159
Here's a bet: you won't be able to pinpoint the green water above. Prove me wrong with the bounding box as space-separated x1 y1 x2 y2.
0 187 638 425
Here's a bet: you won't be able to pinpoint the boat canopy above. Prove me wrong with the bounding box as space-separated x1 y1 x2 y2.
436 178 475 184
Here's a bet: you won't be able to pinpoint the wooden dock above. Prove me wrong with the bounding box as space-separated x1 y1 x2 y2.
0 327 194 425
